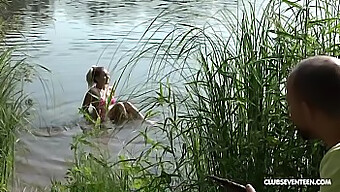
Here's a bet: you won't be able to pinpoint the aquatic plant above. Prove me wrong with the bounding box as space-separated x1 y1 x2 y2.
51 0 340 191
0 0 15 39
50 132 130 192
0 49 36 191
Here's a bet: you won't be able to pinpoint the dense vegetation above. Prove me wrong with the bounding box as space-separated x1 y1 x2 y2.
0 49 35 191
2 0 340 191
0 1 40 191
50 0 340 192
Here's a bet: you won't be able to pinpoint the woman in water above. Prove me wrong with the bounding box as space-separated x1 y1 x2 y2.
81 66 144 125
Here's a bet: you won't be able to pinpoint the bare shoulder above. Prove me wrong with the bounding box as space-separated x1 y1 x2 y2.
87 87 100 98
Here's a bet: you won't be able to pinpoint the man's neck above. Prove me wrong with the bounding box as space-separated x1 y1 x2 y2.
323 133 340 149
319 119 340 149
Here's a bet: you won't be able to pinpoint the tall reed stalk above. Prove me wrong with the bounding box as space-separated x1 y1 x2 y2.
0 49 35 191
129 0 336 191
52 0 340 191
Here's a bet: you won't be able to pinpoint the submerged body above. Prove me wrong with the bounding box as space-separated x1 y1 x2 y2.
82 66 144 124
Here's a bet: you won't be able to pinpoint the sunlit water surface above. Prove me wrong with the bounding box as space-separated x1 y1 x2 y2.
0 0 258 189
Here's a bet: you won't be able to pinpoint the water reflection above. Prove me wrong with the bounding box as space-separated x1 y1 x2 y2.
1 0 53 58
2 0 239 189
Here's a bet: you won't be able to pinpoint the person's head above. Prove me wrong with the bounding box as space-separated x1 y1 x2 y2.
86 66 110 89
287 55 340 143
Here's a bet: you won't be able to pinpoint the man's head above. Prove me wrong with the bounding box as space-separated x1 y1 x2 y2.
287 56 340 142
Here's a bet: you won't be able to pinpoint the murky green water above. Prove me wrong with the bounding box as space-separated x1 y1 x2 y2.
1 0 245 189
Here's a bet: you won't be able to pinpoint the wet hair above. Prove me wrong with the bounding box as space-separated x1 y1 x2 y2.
290 56 340 117
85 66 104 88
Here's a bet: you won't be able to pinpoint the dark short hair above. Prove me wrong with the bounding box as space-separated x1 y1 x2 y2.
291 58 340 117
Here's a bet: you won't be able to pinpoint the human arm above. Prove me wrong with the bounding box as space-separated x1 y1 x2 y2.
246 184 256 192
104 85 117 105
208 175 253 192
82 92 92 113
81 88 100 119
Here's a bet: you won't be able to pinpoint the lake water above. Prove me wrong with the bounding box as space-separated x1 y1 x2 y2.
1 0 247 190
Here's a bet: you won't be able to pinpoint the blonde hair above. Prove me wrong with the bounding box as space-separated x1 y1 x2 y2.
86 65 97 88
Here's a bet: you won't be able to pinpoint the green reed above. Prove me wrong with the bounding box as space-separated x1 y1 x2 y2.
50 132 130 192
0 0 13 39
127 0 336 191
1 2 51 191
0 49 36 191
51 0 340 191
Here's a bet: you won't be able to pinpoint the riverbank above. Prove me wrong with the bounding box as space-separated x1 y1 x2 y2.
0 1 20 190
0 0 337 191
50 0 336 192
0 1 40 190
0 50 34 191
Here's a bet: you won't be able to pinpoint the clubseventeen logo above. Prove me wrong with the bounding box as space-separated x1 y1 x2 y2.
264 178 332 186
